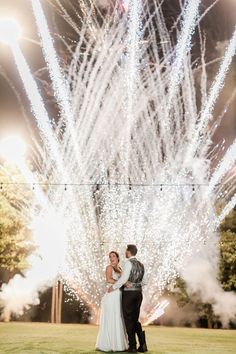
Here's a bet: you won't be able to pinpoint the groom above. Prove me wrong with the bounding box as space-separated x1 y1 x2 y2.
108 244 148 353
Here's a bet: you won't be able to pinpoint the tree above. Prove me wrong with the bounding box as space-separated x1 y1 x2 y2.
219 230 236 291
0 164 33 274
220 208 236 233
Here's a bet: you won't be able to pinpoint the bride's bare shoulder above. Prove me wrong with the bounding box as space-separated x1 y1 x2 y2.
106 265 113 277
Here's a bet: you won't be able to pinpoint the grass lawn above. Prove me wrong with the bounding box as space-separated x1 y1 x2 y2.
0 322 235 354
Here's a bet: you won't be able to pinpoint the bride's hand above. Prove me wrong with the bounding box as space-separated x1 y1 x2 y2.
107 286 113 293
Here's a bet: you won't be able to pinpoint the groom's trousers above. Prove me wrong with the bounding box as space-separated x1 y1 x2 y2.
122 290 143 349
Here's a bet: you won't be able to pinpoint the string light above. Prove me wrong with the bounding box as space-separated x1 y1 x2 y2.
0 181 232 188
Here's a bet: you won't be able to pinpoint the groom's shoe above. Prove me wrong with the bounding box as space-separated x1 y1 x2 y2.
137 331 148 352
137 345 148 353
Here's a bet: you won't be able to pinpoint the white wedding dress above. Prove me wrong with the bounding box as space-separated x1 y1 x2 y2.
96 269 128 352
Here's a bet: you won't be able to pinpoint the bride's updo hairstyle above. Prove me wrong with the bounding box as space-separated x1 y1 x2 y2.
109 251 120 263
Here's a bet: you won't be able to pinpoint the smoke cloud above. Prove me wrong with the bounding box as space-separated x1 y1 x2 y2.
179 237 236 327
0 212 67 321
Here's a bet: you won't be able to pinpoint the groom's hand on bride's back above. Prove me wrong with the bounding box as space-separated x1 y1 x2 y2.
124 281 132 288
107 286 113 293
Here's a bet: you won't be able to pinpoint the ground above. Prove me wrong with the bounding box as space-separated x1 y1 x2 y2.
0 323 236 354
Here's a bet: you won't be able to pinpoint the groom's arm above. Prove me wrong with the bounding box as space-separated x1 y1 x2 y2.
112 260 132 290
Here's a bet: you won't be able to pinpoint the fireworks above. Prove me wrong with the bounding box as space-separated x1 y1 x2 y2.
0 0 235 323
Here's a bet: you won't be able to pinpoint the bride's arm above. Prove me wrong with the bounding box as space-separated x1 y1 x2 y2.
106 265 116 284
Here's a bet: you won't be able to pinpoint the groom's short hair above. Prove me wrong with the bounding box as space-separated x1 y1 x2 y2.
127 244 137 256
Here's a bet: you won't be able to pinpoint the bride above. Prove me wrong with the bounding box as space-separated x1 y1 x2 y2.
96 251 128 352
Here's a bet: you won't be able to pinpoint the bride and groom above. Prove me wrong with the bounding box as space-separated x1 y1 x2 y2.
96 244 148 353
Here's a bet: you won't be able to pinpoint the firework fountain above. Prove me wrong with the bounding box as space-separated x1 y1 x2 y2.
0 0 236 324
